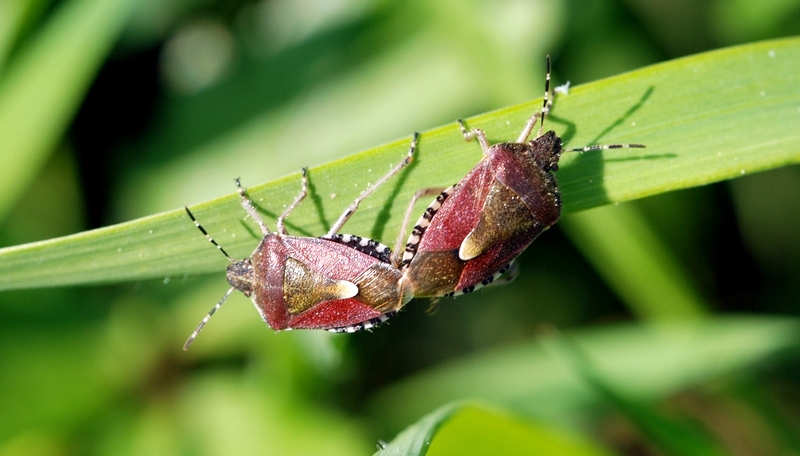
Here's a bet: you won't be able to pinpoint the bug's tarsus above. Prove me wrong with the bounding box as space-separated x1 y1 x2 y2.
183 287 235 350
276 168 309 235
458 119 491 153
185 206 233 261
425 297 442 314
326 132 419 237
235 178 271 236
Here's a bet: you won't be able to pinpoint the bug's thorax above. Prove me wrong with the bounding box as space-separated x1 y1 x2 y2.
226 258 255 296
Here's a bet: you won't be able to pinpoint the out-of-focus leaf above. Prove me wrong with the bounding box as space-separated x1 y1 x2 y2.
426 405 619 456
0 0 134 221
377 403 620 456
561 204 709 320
565 337 727 456
375 403 461 456
368 316 800 433
116 1 561 221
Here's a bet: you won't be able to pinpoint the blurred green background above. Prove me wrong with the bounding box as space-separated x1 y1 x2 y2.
1 0 799 455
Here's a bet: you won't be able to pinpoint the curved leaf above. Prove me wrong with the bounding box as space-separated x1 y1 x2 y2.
376 403 461 456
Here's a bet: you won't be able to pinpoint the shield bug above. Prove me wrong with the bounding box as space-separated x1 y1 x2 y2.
183 135 418 349
395 56 645 298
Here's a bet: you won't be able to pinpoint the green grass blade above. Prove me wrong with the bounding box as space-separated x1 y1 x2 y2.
561 204 710 320
553 38 800 211
375 403 461 456
425 405 618 456
0 0 134 222
367 316 800 433
0 1 33 68
0 37 799 290
378 403 619 456
563 335 726 456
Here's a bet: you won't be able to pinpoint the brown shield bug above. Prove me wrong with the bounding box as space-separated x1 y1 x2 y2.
395 56 645 298
183 134 418 349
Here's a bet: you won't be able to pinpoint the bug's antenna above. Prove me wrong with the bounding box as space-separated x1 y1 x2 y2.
539 54 552 135
516 55 554 143
183 287 235 350
565 143 646 153
185 206 233 261
542 55 645 153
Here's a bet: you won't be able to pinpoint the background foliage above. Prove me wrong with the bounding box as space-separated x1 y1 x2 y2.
1 0 799 455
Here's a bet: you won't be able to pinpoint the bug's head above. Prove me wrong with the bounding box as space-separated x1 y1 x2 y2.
226 259 255 296
528 130 563 172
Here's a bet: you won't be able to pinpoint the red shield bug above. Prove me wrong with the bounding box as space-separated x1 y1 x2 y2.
183 134 419 349
395 56 645 298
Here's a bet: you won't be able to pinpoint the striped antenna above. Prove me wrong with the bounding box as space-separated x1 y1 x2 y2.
184 287 235 350
538 54 552 137
183 206 236 350
544 55 645 153
532 55 645 153
565 143 646 153
184 206 233 261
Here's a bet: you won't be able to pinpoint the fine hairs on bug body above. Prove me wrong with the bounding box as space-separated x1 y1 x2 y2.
394 55 645 299
182 135 420 349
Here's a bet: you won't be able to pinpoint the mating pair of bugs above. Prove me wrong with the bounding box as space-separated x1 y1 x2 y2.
183 57 644 350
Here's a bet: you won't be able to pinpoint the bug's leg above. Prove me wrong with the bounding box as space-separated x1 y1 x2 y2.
276 168 309 235
444 261 518 298
483 261 519 289
425 296 442 314
516 111 544 144
236 178 270 236
457 119 491 154
391 186 447 267
327 132 418 236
